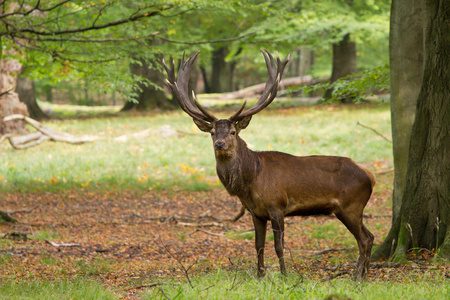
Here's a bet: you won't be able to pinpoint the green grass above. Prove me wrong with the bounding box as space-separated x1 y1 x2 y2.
0 103 392 193
0 279 118 300
140 270 448 300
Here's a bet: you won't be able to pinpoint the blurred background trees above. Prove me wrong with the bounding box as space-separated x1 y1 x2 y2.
0 0 390 120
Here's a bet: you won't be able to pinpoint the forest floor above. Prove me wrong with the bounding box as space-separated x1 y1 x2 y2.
1 172 447 299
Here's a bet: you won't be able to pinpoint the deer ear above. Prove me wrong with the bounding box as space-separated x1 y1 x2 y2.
193 118 213 132
236 116 252 132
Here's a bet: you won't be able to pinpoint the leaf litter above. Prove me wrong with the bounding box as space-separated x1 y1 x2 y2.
0 173 447 299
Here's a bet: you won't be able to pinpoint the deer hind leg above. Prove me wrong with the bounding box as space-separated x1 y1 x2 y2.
270 213 286 276
252 215 267 277
335 211 374 281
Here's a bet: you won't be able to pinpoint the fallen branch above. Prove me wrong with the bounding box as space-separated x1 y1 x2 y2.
45 239 81 247
188 228 225 237
0 133 12 144
6 207 36 214
211 76 328 101
288 247 352 255
3 114 97 149
177 221 227 229
356 121 392 143
127 283 161 290
323 270 351 281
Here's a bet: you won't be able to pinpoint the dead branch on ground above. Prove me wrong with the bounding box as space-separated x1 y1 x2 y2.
2 114 97 149
45 239 81 247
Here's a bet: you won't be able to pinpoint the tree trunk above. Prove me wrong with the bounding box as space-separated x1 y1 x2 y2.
16 76 48 120
289 47 314 78
0 59 29 135
122 54 176 111
373 0 424 259
210 46 233 93
325 33 358 103
375 0 450 261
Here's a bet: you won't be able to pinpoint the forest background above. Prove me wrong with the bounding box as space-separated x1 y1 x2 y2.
0 1 448 299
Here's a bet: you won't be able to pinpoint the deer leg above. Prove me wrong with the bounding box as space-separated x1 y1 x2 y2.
252 214 267 277
335 211 373 281
270 213 286 276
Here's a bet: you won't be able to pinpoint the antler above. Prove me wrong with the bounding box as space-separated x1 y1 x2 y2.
229 49 290 122
163 51 217 125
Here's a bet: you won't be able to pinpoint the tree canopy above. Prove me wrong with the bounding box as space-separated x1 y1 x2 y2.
1 0 390 103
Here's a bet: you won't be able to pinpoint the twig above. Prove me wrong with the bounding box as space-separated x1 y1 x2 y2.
363 213 392 219
188 228 225 237
288 247 352 255
157 235 196 288
177 222 227 229
45 239 81 247
322 270 351 281
373 167 394 175
127 283 161 290
158 286 171 300
356 122 392 143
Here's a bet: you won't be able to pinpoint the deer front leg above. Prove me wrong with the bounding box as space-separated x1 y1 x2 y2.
252 214 267 277
270 213 286 276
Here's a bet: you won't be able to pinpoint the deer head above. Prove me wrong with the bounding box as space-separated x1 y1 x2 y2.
163 49 289 157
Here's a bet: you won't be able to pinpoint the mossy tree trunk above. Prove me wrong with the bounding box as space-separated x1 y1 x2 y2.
374 0 449 261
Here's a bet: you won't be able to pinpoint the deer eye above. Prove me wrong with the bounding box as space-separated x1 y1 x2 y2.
211 131 215 136
230 131 236 136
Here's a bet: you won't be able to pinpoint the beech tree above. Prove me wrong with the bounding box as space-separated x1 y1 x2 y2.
374 0 449 260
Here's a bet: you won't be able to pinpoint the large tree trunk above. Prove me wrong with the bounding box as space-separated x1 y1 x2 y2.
16 75 48 120
373 0 424 259
375 0 450 261
324 33 358 103
210 46 233 93
0 59 29 135
122 54 176 111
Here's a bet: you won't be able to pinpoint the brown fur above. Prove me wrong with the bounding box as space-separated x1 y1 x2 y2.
211 120 375 280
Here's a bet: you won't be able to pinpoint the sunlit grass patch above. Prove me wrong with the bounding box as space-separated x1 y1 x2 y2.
0 103 392 193
0 279 118 300
140 269 448 300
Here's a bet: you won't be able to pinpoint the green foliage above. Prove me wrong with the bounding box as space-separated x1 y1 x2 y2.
2 0 390 106
0 279 118 300
293 64 390 103
140 269 449 299
0 103 392 193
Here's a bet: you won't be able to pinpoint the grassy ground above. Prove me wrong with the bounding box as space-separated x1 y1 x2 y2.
1 102 447 299
0 102 392 193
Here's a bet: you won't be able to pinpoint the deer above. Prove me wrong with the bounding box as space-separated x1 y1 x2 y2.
163 49 375 281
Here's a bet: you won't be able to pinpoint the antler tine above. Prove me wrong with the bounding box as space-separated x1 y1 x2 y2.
192 91 218 121
164 51 217 123
230 49 289 122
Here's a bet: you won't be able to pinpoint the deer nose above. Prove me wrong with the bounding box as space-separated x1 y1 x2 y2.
214 141 225 150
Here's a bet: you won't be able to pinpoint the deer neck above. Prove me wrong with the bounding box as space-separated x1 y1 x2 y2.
214 137 259 198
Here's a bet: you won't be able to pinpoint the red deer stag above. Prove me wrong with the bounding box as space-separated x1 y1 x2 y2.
163 50 375 280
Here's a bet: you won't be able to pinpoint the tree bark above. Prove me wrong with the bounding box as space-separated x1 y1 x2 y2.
16 76 48 120
375 0 450 261
324 33 358 103
210 46 233 93
373 0 424 259
0 59 29 135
